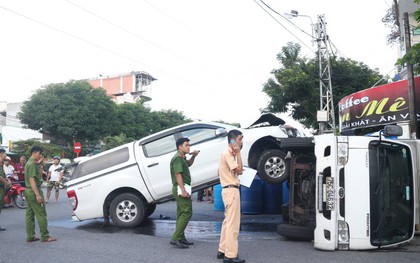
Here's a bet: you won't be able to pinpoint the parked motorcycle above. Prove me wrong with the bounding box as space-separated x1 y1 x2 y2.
3 176 26 209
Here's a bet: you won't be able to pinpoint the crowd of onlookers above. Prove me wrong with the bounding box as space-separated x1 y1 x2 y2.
1 155 27 184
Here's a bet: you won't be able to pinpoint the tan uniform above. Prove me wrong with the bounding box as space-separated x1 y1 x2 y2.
218 147 241 258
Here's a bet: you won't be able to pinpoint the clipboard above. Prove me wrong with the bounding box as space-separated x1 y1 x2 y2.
240 167 257 188
177 184 192 196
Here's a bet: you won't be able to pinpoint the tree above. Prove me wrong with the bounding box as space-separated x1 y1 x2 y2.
112 103 190 143
263 42 386 131
18 80 117 146
382 0 400 46
12 139 65 159
397 0 420 75
102 133 134 151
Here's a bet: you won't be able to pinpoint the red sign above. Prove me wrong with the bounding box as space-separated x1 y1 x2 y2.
339 76 420 132
74 142 82 157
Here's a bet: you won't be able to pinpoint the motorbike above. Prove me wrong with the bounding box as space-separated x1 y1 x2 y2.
3 176 26 209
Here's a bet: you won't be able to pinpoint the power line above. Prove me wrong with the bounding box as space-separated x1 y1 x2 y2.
259 0 315 40
253 0 315 53
63 0 219 75
0 4 226 98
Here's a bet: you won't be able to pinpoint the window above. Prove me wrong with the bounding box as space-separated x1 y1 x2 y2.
369 141 414 246
71 147 129 179
143 135 176 157
181 128 217 145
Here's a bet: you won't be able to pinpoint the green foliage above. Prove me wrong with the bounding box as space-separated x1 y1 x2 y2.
18 80 117 145
12 139 66 159
114 103 190 140
263 42 386 130
382 0 400 46
396 0 420 75
102 133 134 151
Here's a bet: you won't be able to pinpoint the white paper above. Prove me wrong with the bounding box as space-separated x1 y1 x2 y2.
239 167 257 188
177 184 192 196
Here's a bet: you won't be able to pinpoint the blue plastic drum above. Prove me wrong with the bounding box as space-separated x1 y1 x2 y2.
213 184 224 211
283 182 289 204
240 177 263 214
263 182 283 214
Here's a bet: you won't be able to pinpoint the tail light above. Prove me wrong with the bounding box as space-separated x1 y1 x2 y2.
67 190 78 211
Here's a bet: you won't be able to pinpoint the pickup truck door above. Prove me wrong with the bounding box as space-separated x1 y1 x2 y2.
135 125 228 200
136 134 177 200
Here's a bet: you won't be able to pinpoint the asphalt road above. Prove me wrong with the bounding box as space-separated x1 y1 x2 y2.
0 189 419 263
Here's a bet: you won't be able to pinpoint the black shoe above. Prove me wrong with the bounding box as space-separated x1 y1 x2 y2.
0 227 6 231
180 239 194 245
170 240 189 249
223 257 245 263
217 251 225 259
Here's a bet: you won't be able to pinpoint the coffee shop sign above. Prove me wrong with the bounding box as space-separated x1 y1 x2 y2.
339 77 420 132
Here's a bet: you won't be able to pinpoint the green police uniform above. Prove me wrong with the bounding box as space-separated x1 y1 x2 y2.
25 157 50 241
0 166 5 214
170 151 192 241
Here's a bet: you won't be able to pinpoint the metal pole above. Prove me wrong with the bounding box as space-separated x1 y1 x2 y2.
404 12 418 139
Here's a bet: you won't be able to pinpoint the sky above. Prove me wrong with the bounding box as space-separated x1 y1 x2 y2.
0 0 400 129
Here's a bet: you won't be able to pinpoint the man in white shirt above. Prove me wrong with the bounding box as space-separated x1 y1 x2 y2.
46 156 63 203
3 156 16 181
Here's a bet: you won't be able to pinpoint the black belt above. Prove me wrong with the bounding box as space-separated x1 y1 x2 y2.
223 185 239 189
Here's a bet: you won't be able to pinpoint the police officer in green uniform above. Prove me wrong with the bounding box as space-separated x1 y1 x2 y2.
170 137 199 249
0 148 11 231
25 146 56 243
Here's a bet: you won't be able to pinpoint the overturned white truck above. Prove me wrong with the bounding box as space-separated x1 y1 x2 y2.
278 77 420 250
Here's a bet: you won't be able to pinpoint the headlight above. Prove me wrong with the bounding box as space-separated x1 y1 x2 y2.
338 220 349 250
337 137 348 165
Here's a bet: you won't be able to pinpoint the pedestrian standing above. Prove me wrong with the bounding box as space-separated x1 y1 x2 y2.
14 156 27 185
25 146 56 243
217 130 245 263
170 137 199 249
3 156 15 179
46 156 63 203
0 149 12 231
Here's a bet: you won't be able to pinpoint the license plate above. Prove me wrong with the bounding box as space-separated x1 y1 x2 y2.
325 177 334 210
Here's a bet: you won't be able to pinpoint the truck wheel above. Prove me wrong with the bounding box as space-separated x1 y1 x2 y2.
280 137 314 152
257 149 289 184
110 193 146 227
277 224 314 240
13 191 27 209
145 203 157 218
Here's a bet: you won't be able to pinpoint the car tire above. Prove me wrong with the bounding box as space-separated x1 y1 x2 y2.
277 223 314 240
110 193 146 228
145 203 157 218
280 137 314 152
257 149 290 184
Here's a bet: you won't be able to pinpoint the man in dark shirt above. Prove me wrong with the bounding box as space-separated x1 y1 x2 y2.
25 146 56 243
170 137 199 248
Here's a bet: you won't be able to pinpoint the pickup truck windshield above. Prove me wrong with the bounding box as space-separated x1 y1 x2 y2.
369 141 414 247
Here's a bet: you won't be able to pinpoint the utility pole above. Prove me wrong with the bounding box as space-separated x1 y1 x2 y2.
315 15 335 134
403 12 418 139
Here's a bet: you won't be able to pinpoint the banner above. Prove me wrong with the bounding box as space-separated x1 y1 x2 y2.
339 76 420 132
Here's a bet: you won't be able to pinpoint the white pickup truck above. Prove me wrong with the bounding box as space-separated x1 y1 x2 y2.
66 113 305 227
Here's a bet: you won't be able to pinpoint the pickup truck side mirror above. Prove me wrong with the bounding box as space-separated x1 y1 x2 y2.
215 128 228 137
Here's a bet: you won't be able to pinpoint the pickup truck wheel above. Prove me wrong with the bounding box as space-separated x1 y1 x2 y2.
145 203 157 218
110 193 146 227
257 149 289 184
277 224 314 240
